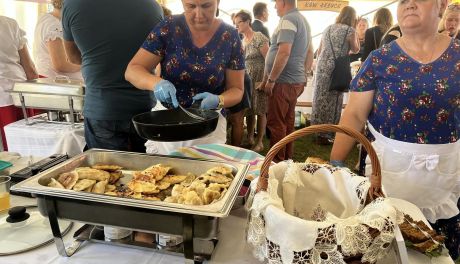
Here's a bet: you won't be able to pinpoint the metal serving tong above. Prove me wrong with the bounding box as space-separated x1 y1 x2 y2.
178 104 206 121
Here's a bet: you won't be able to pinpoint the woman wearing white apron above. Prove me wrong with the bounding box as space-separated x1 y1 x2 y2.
330 0 460 260
125 1 244 154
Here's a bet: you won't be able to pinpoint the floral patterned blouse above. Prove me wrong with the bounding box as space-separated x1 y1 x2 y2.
351 39 460 144
142 15 245 107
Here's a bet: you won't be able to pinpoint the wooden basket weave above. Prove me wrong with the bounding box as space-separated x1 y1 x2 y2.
256 124 384 199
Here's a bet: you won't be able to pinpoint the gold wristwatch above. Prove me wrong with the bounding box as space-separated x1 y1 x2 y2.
217 95 225 109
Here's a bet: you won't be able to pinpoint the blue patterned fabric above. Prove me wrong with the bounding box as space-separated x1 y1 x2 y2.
351 39 460 144
141 15 245 108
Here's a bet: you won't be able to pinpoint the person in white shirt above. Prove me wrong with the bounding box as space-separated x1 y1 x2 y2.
33 0 81 80
0 16 38 150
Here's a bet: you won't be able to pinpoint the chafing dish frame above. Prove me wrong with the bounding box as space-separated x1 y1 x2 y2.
9 77 85 126
12 149 250 262
9 90 84 126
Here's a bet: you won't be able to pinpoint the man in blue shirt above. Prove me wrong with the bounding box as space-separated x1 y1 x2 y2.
62 0 163 152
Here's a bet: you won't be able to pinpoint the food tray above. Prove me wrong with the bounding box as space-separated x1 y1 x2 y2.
12 149 249 261
12 149 250 218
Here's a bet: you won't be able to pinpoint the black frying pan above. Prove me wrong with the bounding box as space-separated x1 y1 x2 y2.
132 108 219 141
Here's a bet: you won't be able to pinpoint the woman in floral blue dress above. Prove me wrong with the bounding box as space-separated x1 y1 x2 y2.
125 0 245 154
331 0 460 260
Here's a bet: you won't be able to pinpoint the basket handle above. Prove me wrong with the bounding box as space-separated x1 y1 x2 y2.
257 124 384 199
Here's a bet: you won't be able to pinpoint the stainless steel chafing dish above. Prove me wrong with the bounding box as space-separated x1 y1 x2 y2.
12 149 250 263
9 76 84 125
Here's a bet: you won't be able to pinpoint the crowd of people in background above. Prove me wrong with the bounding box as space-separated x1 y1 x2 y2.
0 0 459 260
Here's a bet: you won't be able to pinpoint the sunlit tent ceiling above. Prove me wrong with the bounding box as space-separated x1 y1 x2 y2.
4 0 456 54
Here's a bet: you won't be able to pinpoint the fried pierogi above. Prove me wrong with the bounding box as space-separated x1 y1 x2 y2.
180 173 196 187
132 171 155 183
92 180 108 193
75 167 110 181
105 184 117 192
91 164 123 172
73 179 97 191
57 171 79 189
156 181 171 190
197 174 232 184
127 180 159 194
141 164 171 181
183 191 203 205
206 166 233 177
161 175 187 184
47 163 233 206
48 178 65 189
109 171 123 184
203 188 221 205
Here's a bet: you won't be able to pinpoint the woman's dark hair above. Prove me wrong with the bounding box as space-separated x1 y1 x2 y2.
335 6 357 27
253 2 267 18
373 8 393 35
235 10 252 25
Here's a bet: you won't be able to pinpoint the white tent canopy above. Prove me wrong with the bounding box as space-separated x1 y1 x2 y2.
163 0 397 49
0 0 398 59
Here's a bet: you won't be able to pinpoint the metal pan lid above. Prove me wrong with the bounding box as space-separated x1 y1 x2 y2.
0 205 72 256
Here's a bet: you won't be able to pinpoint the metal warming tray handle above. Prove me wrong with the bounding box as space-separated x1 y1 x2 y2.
10 76 85 111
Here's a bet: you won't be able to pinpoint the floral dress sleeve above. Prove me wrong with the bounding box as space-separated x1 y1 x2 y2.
255 32 269 49
141 17 171 58
226 29 245 70
350 50 377 92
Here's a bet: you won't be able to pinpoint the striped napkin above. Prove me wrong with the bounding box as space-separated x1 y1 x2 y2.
169 143 265 178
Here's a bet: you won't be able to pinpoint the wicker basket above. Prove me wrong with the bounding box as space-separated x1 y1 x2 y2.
247 124 402 264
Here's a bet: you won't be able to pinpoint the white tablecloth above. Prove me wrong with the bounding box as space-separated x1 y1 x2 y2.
1 195 259 264
0 195 454 264
1 143 454 264
4 119 85 158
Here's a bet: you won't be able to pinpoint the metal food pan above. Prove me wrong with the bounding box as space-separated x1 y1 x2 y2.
12 149 250 218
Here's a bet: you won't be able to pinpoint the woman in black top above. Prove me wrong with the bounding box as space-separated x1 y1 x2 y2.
349 17 368 62
380 24 402 46
361 8 393 61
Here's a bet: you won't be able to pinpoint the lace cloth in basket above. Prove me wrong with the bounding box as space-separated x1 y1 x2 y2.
247 161 403 264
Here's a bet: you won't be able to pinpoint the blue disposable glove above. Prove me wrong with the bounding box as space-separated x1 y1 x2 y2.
153 80 179 108
192 92 219 110
330 160 345 167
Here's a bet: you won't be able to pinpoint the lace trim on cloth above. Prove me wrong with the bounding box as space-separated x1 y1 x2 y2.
248 199 400 263
267 239 347 264
247 162 403 264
